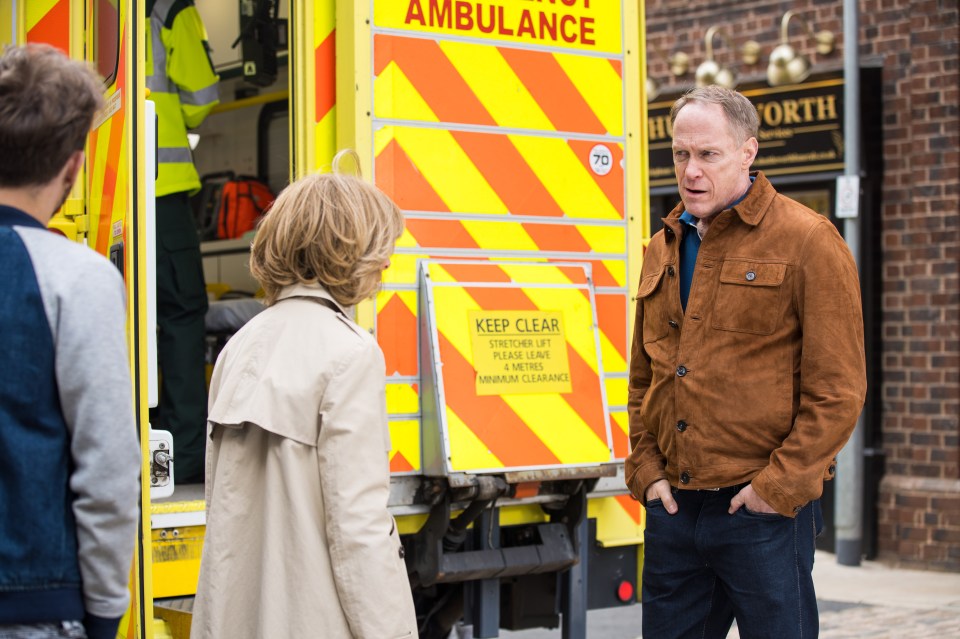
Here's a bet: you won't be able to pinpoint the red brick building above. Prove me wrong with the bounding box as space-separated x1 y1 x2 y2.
644 0 959 570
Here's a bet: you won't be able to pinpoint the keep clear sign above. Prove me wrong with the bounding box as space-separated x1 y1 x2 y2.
469 310 572 396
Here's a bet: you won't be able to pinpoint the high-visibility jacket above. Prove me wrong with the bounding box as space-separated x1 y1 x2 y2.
146 0 219 197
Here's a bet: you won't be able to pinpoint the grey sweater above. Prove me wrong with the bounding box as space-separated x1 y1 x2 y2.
0 205 140 634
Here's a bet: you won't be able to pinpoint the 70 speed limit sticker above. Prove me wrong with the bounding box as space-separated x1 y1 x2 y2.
589 144 613 176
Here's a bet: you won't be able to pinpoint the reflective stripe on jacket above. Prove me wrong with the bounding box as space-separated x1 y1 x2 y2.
625 172 866 517
147 0 219 197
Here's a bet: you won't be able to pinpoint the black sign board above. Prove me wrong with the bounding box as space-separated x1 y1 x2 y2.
647 74 845 188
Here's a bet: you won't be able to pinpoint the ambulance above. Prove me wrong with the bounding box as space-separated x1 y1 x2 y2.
1 0 651 636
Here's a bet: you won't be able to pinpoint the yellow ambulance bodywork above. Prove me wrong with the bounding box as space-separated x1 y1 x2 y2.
9 0 651 635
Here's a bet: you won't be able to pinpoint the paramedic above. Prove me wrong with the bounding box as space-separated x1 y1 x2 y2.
625 86 866 639
147 0 220 483
0 44 140 639
191 155 418 638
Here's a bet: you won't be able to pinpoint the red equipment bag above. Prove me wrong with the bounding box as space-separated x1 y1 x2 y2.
217 177 275 239
193 172 275 241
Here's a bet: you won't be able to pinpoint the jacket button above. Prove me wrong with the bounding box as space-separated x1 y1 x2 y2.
676 420 687 432
676 365 687 377
399 545 405 559
666 266 676 277
680 471 690 484
745 271 756 281
668 320 679 329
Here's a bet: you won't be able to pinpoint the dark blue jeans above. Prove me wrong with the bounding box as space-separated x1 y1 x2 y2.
641 485 820 639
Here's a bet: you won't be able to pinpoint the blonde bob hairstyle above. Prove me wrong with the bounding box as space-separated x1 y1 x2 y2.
250 155 404 307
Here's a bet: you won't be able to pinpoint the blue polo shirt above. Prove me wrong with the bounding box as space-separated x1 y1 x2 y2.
678 178 754 310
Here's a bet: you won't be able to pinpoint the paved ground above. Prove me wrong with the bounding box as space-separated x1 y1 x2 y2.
493 551 960 638
160 549 959 638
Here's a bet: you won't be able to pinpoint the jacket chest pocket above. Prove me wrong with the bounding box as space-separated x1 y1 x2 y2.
712 260 786 335
637 266 672 344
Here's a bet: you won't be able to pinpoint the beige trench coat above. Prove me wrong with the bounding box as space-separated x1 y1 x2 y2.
191 283 417 639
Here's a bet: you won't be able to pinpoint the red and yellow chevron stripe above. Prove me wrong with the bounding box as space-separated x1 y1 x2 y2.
87 34 127 258
372 13 633 473
313 1 336 168
25 0 69 52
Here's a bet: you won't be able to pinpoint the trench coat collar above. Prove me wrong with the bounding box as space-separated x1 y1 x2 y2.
661 171 776 242
275 282 352 316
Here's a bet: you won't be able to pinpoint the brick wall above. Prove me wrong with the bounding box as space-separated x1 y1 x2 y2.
863 0 960 571
645 0 960 570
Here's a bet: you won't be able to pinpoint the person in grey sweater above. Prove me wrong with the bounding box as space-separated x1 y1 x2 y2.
0 44 141 639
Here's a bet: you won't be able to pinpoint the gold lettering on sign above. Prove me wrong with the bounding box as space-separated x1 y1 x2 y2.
755 95 838 128
648 114 672 143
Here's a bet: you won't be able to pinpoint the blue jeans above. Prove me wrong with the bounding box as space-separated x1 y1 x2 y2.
641 485 820 639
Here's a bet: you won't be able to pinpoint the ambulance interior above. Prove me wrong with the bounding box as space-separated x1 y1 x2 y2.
191 0 288 294
172 0 288 488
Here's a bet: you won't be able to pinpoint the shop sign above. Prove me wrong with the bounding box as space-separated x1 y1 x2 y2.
647 76 845 188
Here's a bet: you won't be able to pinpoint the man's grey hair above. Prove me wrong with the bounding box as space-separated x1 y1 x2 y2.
669 85 760 145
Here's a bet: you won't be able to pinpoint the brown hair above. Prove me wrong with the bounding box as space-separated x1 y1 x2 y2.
0 43 104 187
670 85 760 145
249 155 405 307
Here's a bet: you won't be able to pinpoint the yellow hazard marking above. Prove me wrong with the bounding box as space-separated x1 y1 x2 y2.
396 513 428 535
150 500 205 515
499 263 576 285
151 528 204 562
502 392 609 463
576 223 626 254
460 219 540 252
507 134 621 221
373 57 623 223
151 524 204 598
0 3 12 47
313 0 334 45
446 406 505 470
431 284 480 364
393 231 419 251
386 382 420 415
426 262 459 284
388 418 421 471
374 61 440 130
26 0 60 31
87 125 112 248
499 504 549 526
599 332 627 373
554 53 624 136
382 252 422 285
519 287 600 374
611 410 628 435
316 107 337 172
588 496 645 547
389 125 509 215
602 259 628 288
374 123 393 159
394 289 419 316
376 289 395 310
605 377 629 407
440 40 554 132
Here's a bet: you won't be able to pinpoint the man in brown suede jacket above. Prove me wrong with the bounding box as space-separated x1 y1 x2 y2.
626 86 866 639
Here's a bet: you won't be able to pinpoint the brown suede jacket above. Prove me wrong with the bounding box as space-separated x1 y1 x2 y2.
625 172 867 517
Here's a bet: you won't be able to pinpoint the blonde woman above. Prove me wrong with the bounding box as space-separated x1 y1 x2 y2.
191 158 417 638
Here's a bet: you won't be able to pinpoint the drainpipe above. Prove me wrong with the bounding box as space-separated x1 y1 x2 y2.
835 0 863 567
